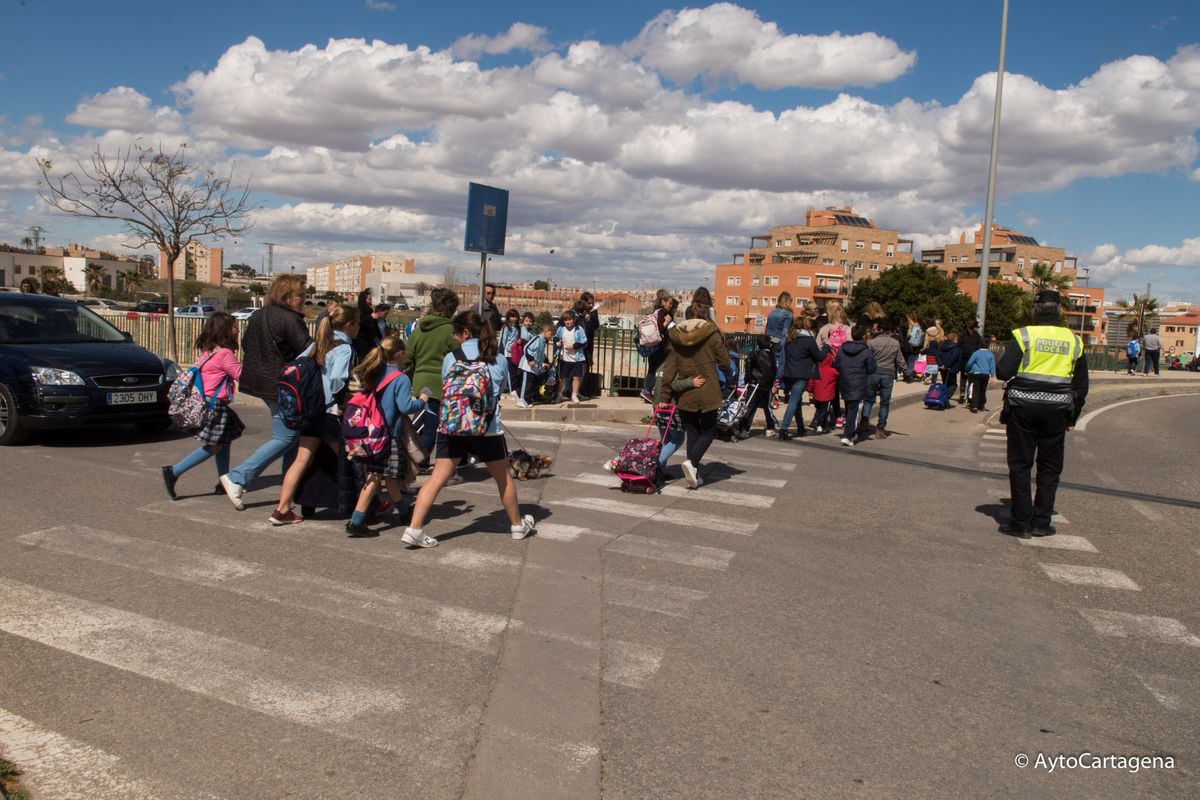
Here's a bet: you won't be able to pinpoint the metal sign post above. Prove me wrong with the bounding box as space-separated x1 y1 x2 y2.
464 182 510 315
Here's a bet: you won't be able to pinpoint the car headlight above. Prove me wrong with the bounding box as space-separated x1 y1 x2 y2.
162 359 180 382
31 367 86 386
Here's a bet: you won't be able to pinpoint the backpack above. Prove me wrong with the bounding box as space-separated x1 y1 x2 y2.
1126 340 1139 358
510 337 526 367
438 347 497 436
167 352 224 432
342 371 402 460
827 326 848 354
277 350 326 430
637 310 663 351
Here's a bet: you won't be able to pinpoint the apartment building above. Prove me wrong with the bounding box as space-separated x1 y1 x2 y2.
158 240 224 284
1160 313 1199 357
0 243 154 292
712 207 914 332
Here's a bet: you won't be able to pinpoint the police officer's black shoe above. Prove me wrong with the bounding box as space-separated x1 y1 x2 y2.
1033 525 1057 537
998 523 1033 539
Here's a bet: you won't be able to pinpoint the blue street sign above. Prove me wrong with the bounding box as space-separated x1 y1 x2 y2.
464 182 509 256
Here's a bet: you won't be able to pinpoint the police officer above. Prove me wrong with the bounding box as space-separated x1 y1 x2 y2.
995 291 1089 538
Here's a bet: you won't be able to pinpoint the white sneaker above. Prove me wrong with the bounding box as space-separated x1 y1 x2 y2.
764 429 778 438
840 437 855 447
401 527 438 548
681 460 699 489
219 474 245 511
511 514 535 540
571 393 581 404
516 399 531 408
446 474 465 486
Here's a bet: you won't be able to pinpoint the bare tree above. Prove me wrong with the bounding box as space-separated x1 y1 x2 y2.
38 142 255 360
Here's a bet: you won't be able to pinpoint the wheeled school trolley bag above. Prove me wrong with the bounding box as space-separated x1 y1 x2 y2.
716 383 758 438
923 381 951 409
615 404 676 494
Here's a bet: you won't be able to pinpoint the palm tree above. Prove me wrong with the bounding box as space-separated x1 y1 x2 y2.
83 262 106 297
1028 262 1072 299
119 269 144 298
19 236 34 249
1116 292 1159 339
39 266 68 295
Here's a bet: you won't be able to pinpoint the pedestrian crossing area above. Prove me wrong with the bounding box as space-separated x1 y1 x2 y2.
0 419 812 799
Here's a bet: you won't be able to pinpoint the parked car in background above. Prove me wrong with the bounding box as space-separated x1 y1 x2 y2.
230 307 258 320
174 305 216 318
133 301 169 314
77 298 122 311
0 293 173 445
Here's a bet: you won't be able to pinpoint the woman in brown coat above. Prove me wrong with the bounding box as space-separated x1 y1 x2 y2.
659 296 729 489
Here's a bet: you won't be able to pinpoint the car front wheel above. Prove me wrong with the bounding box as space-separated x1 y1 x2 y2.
0 383 31 445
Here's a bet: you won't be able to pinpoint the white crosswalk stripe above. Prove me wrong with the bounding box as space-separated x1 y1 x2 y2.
549 498 755 535
1079 609 1200 647
559 473 775 509
1134 672 1192 711
0 707 222 800
702 452 796 471
604 577 708 617
0 578 469 760
1018 535 1097 552
1040 564 1140 591
605 535 735 570
19 526 510 652
138 501 522 572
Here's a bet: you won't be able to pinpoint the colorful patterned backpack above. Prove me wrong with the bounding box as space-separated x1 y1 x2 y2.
167 352 219 432
438 347 496 436
342 371 402 459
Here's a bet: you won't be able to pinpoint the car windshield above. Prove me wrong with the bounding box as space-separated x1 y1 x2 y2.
0 301 128 344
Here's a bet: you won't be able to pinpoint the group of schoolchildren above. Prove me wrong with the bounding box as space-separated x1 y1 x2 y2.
162 277 537 546
495 307 591 407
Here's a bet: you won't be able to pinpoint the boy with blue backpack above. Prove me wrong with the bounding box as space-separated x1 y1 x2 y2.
1126 337 1140 375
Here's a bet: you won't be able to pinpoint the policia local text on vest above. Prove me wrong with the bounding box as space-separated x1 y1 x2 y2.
995 291 1090 538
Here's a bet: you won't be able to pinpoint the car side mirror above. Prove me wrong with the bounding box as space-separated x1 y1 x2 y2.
122 331 133 342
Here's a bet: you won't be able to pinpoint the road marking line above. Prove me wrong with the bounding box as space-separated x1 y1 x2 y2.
560 473 775 509
0 579 467 759
137 501 521 573
1129 500 1164 521
550 498 755 535
0 707 221 800
605 535 735 570
1018 535 1097 552
1079 609 1200 647
534 523 612 542
979 442 1005 449
19 526 509 653
1075 392 1200 431
704 452 796 471
602 640 664 688
605 577 708 617
1040 564 1140 591
1094 470 1118 484
1134 673 1187 711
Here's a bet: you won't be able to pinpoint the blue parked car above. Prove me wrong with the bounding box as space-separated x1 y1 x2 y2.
0 293 174 445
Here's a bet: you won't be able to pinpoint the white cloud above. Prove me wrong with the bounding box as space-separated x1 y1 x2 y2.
1125 237 1200 267
252 202 441 243
364 0 395 9
452 22 552 60
1080 243 1138 284
628 3 916 89
65 87 183 135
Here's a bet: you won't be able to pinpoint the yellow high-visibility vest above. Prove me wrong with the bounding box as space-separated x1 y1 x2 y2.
1012 325 1082 384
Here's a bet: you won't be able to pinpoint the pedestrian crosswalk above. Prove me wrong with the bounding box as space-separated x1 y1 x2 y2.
1 420 806 798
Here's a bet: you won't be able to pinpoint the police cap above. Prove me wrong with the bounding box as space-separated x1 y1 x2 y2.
1034 290 1061 305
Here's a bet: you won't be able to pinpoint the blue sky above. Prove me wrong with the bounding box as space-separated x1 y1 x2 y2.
2 0 1198 301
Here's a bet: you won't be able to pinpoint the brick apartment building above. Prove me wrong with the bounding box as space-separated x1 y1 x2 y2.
712 207 914 333
159 241 223 284
920 223 1105 344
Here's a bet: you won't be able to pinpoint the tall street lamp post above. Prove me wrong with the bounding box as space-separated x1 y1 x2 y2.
976 0 1010 333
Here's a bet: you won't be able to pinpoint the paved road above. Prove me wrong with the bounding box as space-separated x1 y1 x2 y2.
0 390 1195 798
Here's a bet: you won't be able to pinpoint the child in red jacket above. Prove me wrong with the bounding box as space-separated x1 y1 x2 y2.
809 349 839 433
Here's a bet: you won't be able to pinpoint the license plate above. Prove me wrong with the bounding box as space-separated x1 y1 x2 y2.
107 390 158 406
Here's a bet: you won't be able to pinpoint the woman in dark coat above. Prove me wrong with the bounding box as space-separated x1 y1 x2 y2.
778 316 828 439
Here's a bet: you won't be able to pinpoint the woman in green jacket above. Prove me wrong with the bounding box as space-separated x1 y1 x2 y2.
403 287 459 469
658 296 729 489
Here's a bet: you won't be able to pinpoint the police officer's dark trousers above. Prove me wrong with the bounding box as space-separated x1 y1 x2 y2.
1006 405 1070 528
